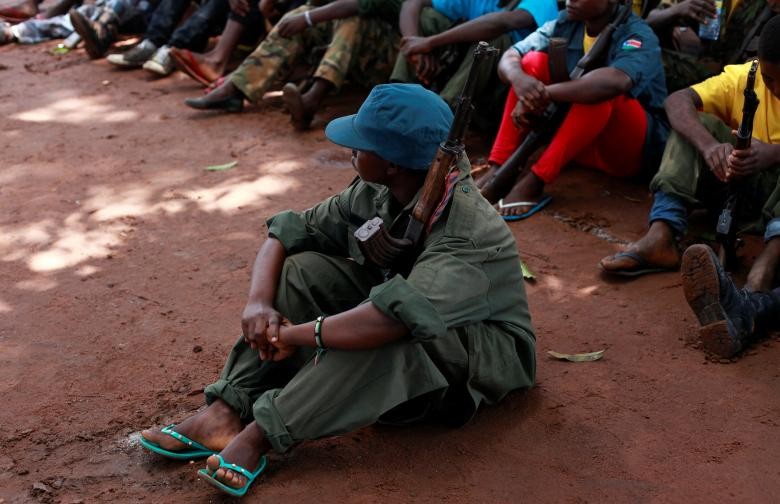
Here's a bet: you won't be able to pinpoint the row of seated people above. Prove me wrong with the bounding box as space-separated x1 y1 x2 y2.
2 0 779 357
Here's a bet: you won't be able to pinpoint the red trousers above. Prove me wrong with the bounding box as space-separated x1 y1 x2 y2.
488 51 648 184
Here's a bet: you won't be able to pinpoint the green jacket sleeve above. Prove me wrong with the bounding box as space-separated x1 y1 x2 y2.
266 185 354 256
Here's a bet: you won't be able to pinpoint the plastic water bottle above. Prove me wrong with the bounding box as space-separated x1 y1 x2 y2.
699 0 723 41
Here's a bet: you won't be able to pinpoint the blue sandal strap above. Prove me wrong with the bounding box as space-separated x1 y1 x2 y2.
161 424 211 452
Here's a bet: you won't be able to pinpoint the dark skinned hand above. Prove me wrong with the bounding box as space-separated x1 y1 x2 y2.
412 53 440 85
702 142 733 182
269 326 297 362
401 36 433 56
727 135 774 179
241 300 283 360
229 0 250 17
277 13 308 38
259 0 279 19
673 0 717 23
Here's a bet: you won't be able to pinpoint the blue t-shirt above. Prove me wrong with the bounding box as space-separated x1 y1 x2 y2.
431 0 559 42
512 11 670 171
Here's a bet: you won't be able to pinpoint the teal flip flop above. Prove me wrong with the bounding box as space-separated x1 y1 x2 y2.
138 424 217 460
197 454 268 497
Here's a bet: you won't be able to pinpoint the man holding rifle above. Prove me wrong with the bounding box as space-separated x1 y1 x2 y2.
600 17 780 288
479 0 668 221
138 84 536 497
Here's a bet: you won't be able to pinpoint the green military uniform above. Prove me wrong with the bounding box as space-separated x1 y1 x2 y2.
389 8 511 128
203 160 536 454
658 0 771 91
650 113 780 233
230 0 401 103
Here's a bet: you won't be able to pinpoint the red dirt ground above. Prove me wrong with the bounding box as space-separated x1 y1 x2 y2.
1 41 779 504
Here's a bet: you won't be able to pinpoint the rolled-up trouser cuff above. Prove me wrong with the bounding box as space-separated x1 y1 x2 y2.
204 379 256 422
252 389 295 453
648 191 687 236
765 218 780 242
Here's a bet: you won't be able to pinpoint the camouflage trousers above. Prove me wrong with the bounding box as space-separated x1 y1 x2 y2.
230 5 399 103
663 0 770 91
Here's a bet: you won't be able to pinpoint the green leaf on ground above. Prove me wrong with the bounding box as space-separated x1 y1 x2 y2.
51 45 70 55
547 349 606 362
520 259 535 280
205 160 238 172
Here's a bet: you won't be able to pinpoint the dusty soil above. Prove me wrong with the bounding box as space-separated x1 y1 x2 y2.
1 40 779 504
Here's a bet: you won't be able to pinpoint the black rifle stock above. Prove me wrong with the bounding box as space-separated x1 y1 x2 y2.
355 42 498 273
482 0 633 202
715 59 760 269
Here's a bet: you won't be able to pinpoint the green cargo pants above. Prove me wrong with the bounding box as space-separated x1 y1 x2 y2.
649 113 780 233
203 252 450 453
389 7 509 120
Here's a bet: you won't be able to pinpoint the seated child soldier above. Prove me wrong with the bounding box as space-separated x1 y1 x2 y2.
600 17 780 282
185 0 402 130
390 0 558 124
478 0 668 221
139 84 536 498
680 244 780 359
645 0 780 91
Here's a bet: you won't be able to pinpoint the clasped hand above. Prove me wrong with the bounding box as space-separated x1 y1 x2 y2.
511 76 550 127
703 132 774 182
241 301 295 361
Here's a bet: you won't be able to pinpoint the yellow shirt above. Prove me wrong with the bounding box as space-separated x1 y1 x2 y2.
690 61 780 144
583 31 598 54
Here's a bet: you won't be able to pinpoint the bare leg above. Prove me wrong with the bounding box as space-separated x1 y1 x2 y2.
141 399 244 453
202 421 271 489
495 171 546 218
746 238 780 292
475 162 499 190
599 220 682 272
196 19 245 78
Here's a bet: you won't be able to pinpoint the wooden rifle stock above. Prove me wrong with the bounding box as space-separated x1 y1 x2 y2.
481 0 633 202
355 42 497 272
716 60 760 269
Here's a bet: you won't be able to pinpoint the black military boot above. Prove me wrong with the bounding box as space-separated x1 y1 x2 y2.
69 7 118 59
681 244 780 358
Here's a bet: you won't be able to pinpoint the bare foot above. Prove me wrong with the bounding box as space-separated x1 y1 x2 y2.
202 421 270 490
495 171 546 218
282 83 313 131
0 0 38 21
599 221 681 274
141 399 243 453
746 238 780 292
186 50 224 82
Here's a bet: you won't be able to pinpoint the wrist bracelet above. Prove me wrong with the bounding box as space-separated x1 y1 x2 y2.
304 10 313 27
314 315 326 364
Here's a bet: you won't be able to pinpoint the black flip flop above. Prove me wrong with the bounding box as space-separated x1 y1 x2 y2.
599 251 673 277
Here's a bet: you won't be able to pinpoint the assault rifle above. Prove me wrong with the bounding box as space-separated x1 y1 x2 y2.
715 59 760 269
481 0 633 202
353 42 497 275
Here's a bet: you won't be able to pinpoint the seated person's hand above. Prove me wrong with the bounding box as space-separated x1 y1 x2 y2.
242 301 284 360
702 142 733 182
413 53 440 85
401 36 433 57
229 0 251 17
259 0 279 20
672 0 717 24
510 100 540 128
726 137 775 179
277 13 308 38
269 326 296 362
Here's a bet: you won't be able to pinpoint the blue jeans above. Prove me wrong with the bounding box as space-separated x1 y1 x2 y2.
648 191 687 236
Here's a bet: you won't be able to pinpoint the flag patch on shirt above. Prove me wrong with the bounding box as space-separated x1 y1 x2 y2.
621 39 642 51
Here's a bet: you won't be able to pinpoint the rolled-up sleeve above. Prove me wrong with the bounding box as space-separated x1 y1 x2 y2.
266 188 353 256
369 237 492 342
512 18 556 55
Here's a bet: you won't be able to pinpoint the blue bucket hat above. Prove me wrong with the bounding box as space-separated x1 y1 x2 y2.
324 84 453 170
